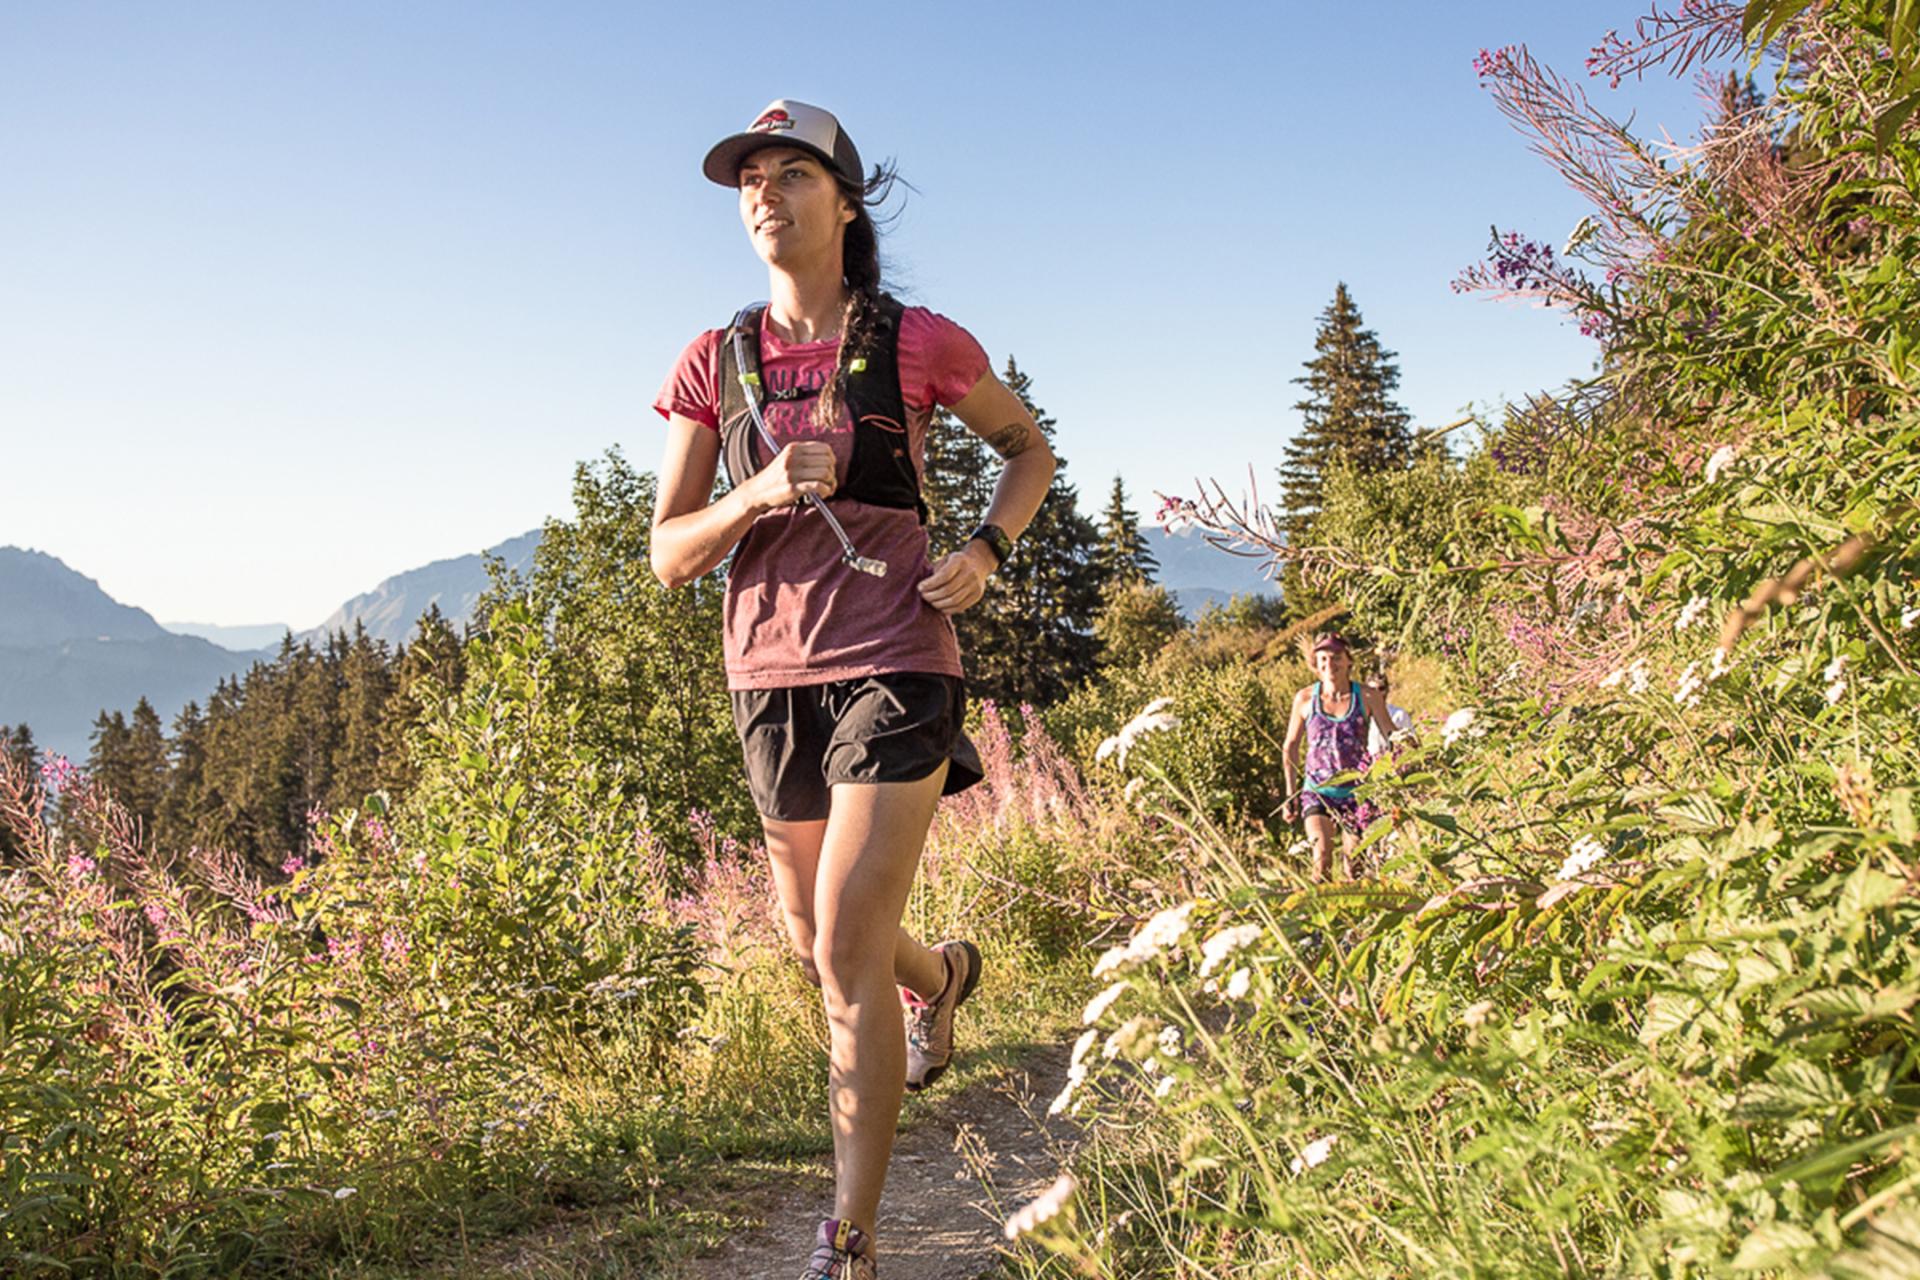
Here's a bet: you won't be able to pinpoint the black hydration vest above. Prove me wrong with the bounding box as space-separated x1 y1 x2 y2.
717 294 928 524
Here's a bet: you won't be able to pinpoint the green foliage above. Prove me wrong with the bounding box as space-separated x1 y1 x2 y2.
1094 579 1185 671
1011 5 1920 1276
1051 638 1302 830
483 448 749 859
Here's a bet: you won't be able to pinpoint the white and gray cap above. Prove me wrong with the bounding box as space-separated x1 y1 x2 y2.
703 99 864 188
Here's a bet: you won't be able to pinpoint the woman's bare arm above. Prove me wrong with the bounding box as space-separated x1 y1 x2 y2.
649 415 838 588
917 372 1057 613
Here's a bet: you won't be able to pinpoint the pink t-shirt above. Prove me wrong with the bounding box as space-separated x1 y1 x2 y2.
653 305 991 690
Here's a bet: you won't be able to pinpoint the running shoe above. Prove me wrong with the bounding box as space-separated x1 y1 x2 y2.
903 939 982 1093
800 1218 876 1279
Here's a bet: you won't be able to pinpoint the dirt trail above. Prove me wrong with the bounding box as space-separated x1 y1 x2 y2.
674 1043 1076 1280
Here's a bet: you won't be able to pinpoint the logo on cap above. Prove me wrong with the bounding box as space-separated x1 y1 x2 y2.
750 109 794 134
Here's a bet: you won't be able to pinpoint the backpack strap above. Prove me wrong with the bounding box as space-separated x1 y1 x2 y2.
843 294 927 523
717 306 769 493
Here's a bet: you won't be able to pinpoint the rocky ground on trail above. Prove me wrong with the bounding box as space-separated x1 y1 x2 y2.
674 1043 1076 1280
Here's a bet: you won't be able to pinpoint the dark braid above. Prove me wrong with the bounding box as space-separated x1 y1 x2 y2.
813 161 901 433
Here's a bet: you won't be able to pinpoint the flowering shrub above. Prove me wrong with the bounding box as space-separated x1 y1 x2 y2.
0 601 706 1273
1012 4 1920 1275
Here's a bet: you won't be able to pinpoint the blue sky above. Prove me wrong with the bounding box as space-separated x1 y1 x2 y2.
0 2 1714 627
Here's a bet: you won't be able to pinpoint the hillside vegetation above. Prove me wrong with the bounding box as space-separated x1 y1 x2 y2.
3 3 1918 1277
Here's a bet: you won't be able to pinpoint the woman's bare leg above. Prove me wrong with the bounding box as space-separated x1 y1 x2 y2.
1305 813 1339 881
762 817 944 997
811 766 949 1240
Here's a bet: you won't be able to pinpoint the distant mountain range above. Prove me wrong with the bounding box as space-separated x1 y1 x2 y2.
1 521 1272 763
1144 527 1279 617
299 530 540 649
0 549 267 762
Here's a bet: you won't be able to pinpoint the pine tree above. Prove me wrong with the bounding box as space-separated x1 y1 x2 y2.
922 406 997 553
1279 283 1413 538
123 698 170 837
87 710 132 803
158 701 206 855
1278 284 1412 615
954 357 1105 708
1094 475 1158 586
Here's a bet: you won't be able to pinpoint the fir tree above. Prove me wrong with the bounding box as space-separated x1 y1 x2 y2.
1094 475 1158 586
922 407 997 552
1279 283 1413 538
954 357 1105 708
1278 283 1412 614
123 698 170 836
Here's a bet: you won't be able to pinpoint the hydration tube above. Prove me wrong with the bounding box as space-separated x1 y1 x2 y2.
730 314 888 579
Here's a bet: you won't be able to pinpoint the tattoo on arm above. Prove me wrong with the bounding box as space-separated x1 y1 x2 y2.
984 421 1033 459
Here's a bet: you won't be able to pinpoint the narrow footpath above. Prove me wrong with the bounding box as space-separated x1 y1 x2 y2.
674 1044 1076 1280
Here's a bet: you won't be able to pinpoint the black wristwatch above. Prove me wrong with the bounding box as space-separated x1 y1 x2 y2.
967 522 1014 567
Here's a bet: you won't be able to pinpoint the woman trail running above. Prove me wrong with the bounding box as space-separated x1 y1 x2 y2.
649 100 1057 1280
1281 633 1399 881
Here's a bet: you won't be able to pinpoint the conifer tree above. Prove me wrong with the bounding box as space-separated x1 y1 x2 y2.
922 406 996 552
87 709 132 802
123 698 170 836
954 357 1105 708
1278 283 1412 613
1094 475 1158 586
158 702 206 854
1279 283 1413 536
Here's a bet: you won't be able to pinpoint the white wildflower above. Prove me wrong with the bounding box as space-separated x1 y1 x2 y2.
1290 1135 1338 1175
1903 606 1920 632
1157 1024 1182 1057
1462 999 1496 1028
1703 444 1738 483
1004 1173 1078 1241
1824 654 1849 705
1049 1059 1088 1116
1082 981 1128 1026
1675 595 1710 631
1198 923 1262 977
1123 777 1146 804
1133 901 1196 957
1441 708 1480 746
1096 697 1178 768
1070 1029 1099 1069
1155 1074 1178 1098
1708 646 1734 681
1626 659 1650 695
1673 662 1704 708
1091 943 1132 979
1598 666 1627 690
1224 967 1252 1000
1556 835 1609 883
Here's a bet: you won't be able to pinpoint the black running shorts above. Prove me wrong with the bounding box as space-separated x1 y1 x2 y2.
729 673 985 822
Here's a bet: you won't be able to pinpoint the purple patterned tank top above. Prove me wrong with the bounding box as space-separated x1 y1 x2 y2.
1306 681 1368 799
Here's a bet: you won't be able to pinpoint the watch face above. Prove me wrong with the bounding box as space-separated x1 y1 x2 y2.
970 524 1012 564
